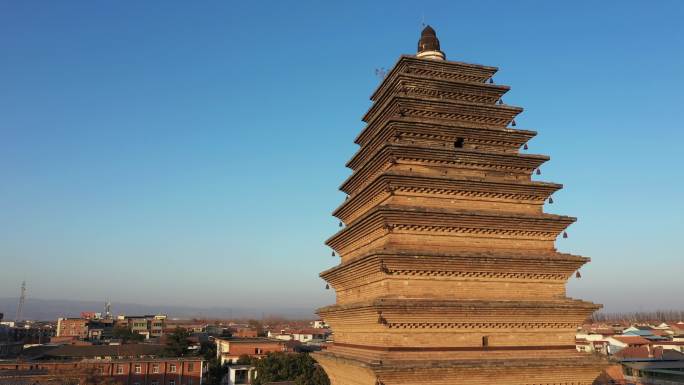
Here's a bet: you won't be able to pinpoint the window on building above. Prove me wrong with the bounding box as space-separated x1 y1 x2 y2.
482 336 489 348
188 363 194 372
454 137 465 148
170 364 177 373
235 369 248 385
151 382 159 385
116 365 124 374
152 364 159 373
134 364 141 374
169 380 175 385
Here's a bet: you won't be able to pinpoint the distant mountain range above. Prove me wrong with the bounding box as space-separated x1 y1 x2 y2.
0 297 317 321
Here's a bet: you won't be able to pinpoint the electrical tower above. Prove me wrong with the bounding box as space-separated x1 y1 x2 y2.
15 281 26 323
104 300 112 319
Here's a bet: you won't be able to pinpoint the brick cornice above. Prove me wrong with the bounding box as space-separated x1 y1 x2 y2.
369 56 499 102
326 205 575 253
333 172 561 225
340 144 549 195
364 74 510 123
348 120 537 170
318 298 601 322
356 97 523 146
333 342 577 351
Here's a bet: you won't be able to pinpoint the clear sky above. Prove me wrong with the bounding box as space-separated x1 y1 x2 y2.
1 0 682 314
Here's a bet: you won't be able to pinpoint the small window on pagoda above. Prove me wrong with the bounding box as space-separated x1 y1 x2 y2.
454 137 465 148
482 336 489 348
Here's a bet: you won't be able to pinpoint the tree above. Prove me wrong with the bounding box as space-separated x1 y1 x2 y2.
247 319 265 336
200 341 217 361
204 359 228 385
236 354 252 365
199 341 228 385
112 326 144 343
251 352 329 385
164 327 191 357
295 365 329 385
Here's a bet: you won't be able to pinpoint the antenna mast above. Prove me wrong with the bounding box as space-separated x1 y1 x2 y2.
15 281 26 323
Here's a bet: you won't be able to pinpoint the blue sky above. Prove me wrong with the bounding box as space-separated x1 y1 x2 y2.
1 0 682 314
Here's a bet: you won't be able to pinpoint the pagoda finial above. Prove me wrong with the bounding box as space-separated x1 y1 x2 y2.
417 25 445 61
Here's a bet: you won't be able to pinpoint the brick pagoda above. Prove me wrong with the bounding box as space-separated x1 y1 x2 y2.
313 26 606 385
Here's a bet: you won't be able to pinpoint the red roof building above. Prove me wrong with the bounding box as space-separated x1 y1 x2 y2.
0 358 204 385
610 336 651 346
215 338 288 364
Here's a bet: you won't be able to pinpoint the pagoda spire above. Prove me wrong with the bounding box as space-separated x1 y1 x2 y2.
314 27 606 385
416 25 445 60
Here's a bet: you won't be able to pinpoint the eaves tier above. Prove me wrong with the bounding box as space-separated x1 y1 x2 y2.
327 56 578 266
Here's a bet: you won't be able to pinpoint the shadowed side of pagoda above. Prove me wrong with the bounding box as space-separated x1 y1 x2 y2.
313 26 606 385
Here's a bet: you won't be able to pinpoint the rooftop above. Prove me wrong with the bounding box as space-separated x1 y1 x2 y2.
217 337 284 344
21 343 166 359
623 359 684 370
611 336 651 345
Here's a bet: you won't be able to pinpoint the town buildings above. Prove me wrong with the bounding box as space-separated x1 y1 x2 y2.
576 322 684 383
1 313 54 349
0 343 205 385
56 317 89 338
215 337 288 365
118 314 167 339
232 327 258 338
0 358 204 385
267 328 330 344
0 313 23 359
221 365 257 385
621 360 684 384
314 26 605 384
576 322 684 356
87 317 116 340
53 313 168 343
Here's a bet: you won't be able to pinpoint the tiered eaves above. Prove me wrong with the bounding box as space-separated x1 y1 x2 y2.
313 33 606 385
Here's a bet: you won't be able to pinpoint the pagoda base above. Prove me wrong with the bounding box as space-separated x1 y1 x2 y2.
313 348 606 385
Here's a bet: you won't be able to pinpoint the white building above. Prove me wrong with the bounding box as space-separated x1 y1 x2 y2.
291 329 330 344
267 330 293 341
222 365 257 385
312 320 328 329
606 335 650 355
651 341 684 353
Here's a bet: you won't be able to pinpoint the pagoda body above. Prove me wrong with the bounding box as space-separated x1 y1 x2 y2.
313 27 605 385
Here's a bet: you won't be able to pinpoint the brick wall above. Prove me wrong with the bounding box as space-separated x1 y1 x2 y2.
0 358 203 385
57 319 88 338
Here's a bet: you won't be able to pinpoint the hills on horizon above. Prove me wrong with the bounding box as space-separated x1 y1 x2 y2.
0 297 317 321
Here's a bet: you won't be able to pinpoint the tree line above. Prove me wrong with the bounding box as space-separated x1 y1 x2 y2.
590 310 684 323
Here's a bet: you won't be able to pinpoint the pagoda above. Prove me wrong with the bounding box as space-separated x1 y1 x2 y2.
313 27 606 385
